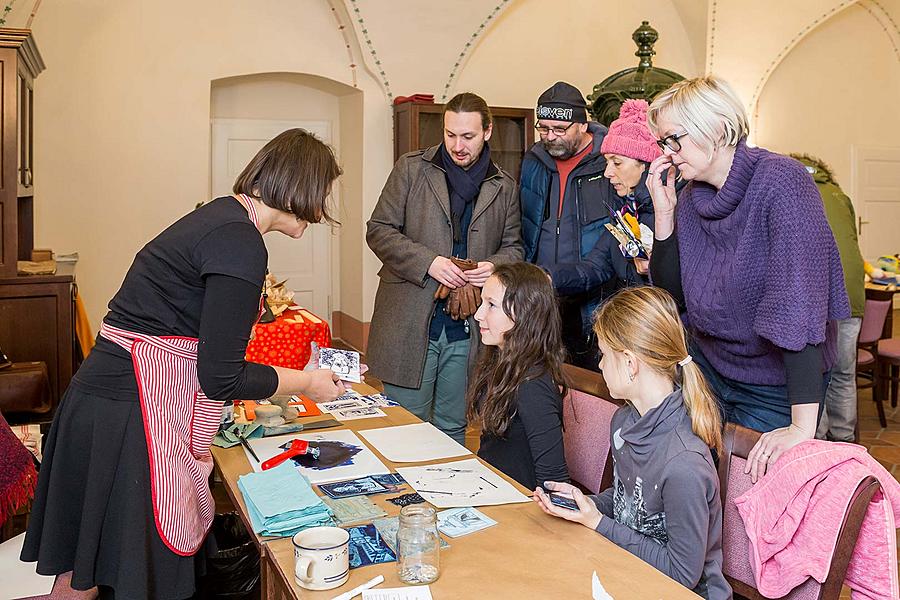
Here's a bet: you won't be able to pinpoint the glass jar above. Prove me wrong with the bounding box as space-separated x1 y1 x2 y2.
396 505 441 585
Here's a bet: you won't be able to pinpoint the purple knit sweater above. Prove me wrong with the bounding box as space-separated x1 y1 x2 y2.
677 140 850 386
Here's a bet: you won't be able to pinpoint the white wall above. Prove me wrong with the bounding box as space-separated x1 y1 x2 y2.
755 3 900 199
454 0 701 108
30 0 392 328
211 73 344 124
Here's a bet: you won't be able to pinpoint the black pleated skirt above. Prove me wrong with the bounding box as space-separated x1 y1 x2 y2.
20 378 213 600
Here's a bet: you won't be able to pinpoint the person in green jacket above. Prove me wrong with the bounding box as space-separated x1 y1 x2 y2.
792 154 865 442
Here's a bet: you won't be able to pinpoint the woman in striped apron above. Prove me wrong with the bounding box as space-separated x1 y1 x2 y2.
21 129 346 599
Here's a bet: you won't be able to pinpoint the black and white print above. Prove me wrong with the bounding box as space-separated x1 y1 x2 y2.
319 347 361 383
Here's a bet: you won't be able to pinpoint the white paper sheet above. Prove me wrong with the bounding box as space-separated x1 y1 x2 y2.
244 429 389 484
362 586 433 600
592 571 615 599
0 533 54 597
358 422 471 463
396 458 530 508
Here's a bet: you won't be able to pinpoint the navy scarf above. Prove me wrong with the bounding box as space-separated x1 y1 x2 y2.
440 143 491 244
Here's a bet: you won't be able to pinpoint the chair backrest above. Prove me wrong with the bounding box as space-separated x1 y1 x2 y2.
560 364 624 494
859 298 892 345
717 423 881 600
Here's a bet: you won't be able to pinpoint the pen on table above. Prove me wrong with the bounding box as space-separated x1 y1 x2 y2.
329 574 384 600
425 467 472 473
237 432 260 463
416 489 453 495
480 475 498 489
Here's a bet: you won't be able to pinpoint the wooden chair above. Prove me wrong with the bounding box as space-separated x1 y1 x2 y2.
857 293 892 427
717 423 881 600
877 339 900 410
560 364 624 494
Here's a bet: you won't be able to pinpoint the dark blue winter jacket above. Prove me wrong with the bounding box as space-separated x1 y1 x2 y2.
549 169 654 296
520 122 609 266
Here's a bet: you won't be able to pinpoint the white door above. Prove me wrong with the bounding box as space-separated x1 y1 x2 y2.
852 146 900 261
211 118 334 320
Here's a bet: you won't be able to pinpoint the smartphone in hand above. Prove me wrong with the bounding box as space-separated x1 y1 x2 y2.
548 491 579 511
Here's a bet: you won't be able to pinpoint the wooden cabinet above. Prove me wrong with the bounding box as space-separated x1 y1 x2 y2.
393 102 534 181
0 28 43 276
0 264 75 418
0 30 72 422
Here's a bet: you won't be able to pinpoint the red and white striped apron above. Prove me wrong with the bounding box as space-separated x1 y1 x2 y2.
97 194 264 555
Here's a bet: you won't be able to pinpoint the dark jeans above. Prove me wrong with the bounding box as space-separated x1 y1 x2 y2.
692 347 827 433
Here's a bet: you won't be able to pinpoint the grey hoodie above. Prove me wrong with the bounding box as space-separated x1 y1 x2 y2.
590 389 732 600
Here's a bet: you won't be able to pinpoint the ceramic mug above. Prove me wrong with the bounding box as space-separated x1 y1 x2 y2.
292 526 351 590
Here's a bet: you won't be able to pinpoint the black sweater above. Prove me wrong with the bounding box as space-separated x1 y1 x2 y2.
73 197 278 401
476 371 569 490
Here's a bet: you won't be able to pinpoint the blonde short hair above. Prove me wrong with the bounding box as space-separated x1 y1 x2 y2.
647 75 749 158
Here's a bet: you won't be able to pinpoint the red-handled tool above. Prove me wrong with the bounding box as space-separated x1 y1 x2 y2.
261 439 320 470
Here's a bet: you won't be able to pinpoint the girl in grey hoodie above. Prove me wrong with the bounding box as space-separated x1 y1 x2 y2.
534 286 732 600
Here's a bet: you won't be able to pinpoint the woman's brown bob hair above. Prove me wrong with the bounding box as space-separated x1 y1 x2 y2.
233 128 342 224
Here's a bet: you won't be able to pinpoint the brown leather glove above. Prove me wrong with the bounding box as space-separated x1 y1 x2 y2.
447 286 462 319
448 282 482 320
450 257 478 272
433 283 451 301
433 257 475 301
435 257 483 320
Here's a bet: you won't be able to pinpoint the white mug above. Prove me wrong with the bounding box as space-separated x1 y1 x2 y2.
292 526 351 590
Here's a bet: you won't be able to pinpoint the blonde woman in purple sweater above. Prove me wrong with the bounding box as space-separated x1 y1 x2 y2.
644 75 849 481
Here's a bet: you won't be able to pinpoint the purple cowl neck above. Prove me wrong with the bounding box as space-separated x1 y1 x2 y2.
677 139 850 385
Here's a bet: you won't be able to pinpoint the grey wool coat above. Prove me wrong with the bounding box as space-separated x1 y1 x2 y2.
365 145 523 388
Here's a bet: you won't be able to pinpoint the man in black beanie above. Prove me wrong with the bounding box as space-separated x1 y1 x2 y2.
520 81 610 370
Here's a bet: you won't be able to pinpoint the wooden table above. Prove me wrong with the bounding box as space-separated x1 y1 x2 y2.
212 388 701 600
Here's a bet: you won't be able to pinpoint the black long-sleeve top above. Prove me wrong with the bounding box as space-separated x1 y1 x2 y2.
477 371 569 490
73 197 278 401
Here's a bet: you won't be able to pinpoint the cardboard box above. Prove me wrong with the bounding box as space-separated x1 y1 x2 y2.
31 248 53 262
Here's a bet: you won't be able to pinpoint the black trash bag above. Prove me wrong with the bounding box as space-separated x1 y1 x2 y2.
197 512 261 599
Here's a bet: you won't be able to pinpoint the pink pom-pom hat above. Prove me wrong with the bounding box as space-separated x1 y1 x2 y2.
599 99 662 163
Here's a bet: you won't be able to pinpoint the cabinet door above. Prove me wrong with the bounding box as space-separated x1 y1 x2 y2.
417 110 443 149
17 68 33 197
490 114 529 181
394 103 534 181
0 281 74 416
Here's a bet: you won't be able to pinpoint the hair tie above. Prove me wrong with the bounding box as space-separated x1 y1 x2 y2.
678 355 693 367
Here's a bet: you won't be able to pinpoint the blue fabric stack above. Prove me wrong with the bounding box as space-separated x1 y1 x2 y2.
237 462 334 537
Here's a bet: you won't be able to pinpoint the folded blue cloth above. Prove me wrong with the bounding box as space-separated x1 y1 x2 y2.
237 462 334 536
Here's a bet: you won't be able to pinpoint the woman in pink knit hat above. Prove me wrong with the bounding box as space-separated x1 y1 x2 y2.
549 99 662 370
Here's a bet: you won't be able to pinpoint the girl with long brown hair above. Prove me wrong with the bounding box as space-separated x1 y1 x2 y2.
534 286 731 600
467 262 569 490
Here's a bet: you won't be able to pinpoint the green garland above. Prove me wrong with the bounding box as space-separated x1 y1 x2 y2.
0 1 15 26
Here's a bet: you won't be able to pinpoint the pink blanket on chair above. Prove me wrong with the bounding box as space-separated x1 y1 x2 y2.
734 440 900 600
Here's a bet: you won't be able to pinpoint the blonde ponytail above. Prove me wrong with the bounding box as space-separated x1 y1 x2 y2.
593 286 723 454
679 360 723 454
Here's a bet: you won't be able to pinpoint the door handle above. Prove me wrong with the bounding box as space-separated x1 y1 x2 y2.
858 216 870 236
